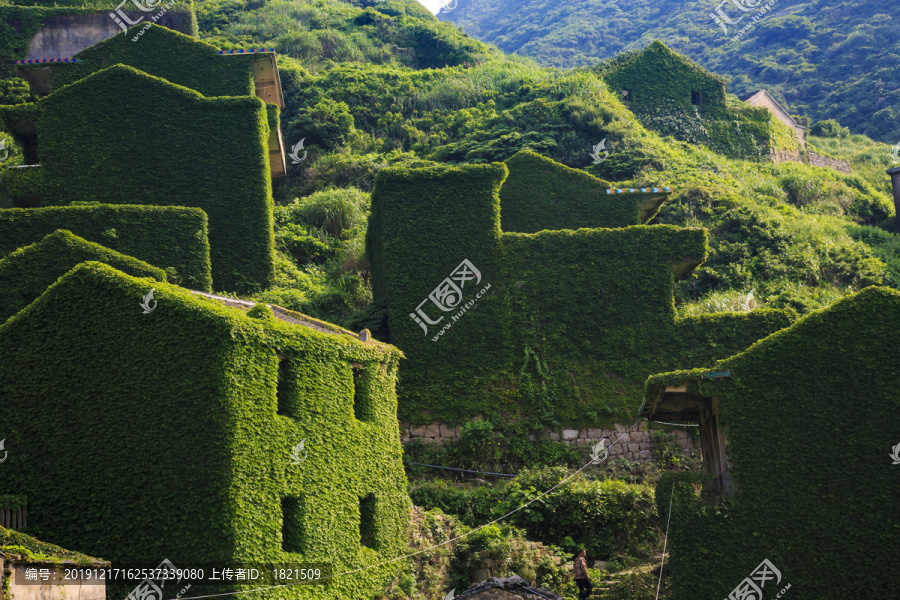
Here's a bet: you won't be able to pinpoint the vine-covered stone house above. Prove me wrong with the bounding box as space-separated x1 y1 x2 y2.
1 19 285 292
365 149 794 429
0 261 409 600
645 286 900 599
597 41 803 160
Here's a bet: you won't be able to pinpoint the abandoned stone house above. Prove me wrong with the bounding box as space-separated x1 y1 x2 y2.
641 286 900 596
0 261 409 599
742 89 807 145
743 89 852 173
2 14 285 292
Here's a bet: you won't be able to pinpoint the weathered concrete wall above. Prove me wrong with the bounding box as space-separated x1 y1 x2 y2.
400 421 696 462
25 13 192 61
745 92 806 145
808 151 852 174
1 560 106 600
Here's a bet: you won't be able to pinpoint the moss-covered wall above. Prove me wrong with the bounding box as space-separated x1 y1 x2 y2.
597 42 801 160
600 41 727 120
0 525 108 565
654 286 900 599
0 204 211 290
4 165 43 205
51 24 250 96
0 261 408 600
34 63 275 292
0 228 166 323
499 150 635 233
367 158 794 427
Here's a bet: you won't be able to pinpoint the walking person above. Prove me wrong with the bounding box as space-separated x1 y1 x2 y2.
573 548 592 600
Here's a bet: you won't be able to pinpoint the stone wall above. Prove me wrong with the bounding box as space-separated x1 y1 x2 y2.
769 149 852 175
808 151 852 174
25 13 194 61
769 149 803 164
400 421 697 462
465 543 561 586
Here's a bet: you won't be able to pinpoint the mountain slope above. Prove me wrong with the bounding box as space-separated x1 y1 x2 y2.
438 0 900 144
3 0 898 326
186 0 900 320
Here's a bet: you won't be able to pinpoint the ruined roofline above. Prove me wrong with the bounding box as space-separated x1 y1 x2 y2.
189 290 381 345
741 89 806 131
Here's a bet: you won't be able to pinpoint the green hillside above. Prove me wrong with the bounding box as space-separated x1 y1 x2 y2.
438 0 900 144
1 0 898 327
196 0 899 322
1 3 898 598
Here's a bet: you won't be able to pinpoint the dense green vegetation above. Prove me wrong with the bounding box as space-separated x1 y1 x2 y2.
0 525 108 565
0 229 167 323
2 0 896 327
411 467 660 567
653 286 900 599
0 204 212 290
0 261 408 600
1 2 896 598
34 58 275 292
439 0 900 144
368 155 795 426
190 0 900 327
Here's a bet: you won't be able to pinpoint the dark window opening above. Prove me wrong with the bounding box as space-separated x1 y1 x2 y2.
281 496 306 553
698 400 735 502
351 363 371 422
691 91 704 106
276 353 290 415
359 493 377 549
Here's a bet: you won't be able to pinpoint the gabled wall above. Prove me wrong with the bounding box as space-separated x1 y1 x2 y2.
0 204 212 290
35 64 274 292
52 24 250 96
600 41 727 119
0 228 166 323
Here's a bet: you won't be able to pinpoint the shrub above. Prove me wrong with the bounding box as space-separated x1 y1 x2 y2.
810 119 851 138
283 188 370 239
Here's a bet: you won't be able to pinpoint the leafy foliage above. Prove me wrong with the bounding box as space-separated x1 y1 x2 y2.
651 287 900 598
0 525 107 565
0 204 212 291
33 58 274 292
410 466 660 562
0 261 408 600
0 229 167 323
440 0 900 143
367 154 793 427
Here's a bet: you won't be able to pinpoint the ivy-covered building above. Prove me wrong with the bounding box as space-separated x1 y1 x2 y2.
0 228 167 323
600 40 727 117
366 149 793 427
1 23 285 292
0 261 409 600
0 203 213 291
645 286 900 599
597 41 802 160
